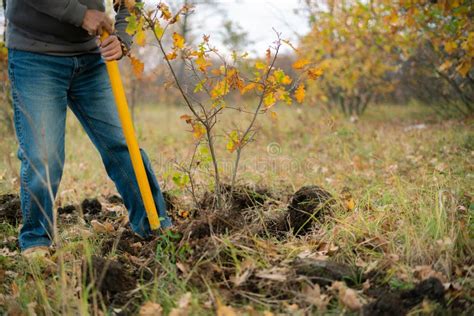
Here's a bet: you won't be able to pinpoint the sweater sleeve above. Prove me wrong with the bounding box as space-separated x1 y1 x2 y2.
22 1 87 27
114 0 140 51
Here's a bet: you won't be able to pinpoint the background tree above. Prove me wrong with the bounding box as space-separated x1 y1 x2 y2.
299 1 407 116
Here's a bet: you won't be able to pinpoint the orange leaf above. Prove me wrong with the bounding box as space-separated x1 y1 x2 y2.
240 83 256 95
294 83 306 103
129 55 144 79
166 51 178 60
124 0 136 10
159 4 172 20
266 48 272 64
307 67 323 80
180 114 192 124
292 58 311 70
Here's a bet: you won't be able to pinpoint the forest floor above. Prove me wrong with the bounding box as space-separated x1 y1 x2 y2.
0 103 473 315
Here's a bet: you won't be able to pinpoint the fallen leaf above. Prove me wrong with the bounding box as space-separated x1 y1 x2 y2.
302 284 330 310
139 302 163 316
330 281 363 311
216 298 237 316
340 288 363 310
91 220 114 234
169 292 192 316
255 267 288 282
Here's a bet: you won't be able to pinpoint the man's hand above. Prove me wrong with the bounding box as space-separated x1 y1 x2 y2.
82 10 113 36
100 35 123 61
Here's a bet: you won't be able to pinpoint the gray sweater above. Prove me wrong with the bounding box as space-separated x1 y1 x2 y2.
5 0 134 55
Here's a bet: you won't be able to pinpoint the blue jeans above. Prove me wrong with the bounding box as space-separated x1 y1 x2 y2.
8 49 172 251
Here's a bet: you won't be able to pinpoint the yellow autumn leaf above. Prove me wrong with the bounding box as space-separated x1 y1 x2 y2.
444 41 458 54
154 23 164 39
345 198 355 211
196 55 212 72
192 122 206 139
292 58 311 70
294 83 306 103
264 93 276 108
135 29 146 47
457 59 471 77
255 61 267 70
173 32 185 49
226 131 240 153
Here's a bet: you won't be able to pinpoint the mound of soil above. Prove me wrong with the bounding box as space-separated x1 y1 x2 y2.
288 185 334 236
58 204 76 215
363 277 445 316
178 184 281 240
200 183 276 211
0 194 21 225
85 256 136 296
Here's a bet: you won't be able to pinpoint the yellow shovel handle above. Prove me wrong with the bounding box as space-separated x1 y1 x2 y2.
100 32 160 230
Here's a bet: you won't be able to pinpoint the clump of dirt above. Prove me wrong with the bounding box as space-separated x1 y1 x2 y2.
257 211 289 239
400 277 445 307
288 185 335 236
58 204 76 214
106 194 123 204
0 194 21 225
162 190 179 211
101 229 147 257
84 256 136 297
293 258 359 286
81 198 102 215
363 292 405 316
363 277 445 316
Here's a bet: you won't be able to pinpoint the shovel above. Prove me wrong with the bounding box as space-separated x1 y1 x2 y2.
100 32 160 230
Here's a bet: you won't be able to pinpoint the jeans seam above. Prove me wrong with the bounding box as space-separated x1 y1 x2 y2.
9 60 33 226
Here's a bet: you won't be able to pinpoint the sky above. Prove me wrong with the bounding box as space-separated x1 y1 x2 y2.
184 0 311 55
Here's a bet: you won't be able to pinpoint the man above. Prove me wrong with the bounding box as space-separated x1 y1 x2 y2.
5 0 172 257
